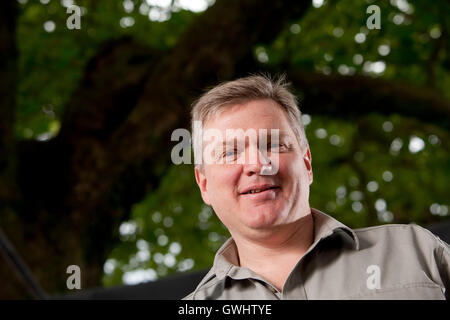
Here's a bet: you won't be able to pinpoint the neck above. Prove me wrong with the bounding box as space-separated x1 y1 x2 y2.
231 213 314 291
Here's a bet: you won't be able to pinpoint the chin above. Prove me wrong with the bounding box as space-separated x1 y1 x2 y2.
241 207 282 229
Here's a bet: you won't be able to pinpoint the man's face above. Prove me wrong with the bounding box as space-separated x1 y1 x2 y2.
195 99 313 238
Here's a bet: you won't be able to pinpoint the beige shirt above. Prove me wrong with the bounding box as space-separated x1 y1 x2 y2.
184 208 449 300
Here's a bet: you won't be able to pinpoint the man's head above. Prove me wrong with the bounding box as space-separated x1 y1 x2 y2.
191 75 313 240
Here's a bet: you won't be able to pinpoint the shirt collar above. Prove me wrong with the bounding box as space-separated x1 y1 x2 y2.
212 208 360 280
310 208 360 251
212 238 239 280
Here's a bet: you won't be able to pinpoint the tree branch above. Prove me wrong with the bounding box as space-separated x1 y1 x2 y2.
285 69 450 129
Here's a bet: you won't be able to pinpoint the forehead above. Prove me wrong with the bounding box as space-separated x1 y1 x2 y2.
204 99 294 132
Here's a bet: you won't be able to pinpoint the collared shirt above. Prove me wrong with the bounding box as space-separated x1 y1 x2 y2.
183 208 450 300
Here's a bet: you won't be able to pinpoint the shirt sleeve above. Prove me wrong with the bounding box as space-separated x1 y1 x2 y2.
435 236 450 300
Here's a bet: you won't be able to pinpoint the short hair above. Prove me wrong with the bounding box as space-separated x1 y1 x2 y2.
191 74 309 166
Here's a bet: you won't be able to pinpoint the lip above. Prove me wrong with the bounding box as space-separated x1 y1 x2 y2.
239 184 280 195
240 187 280 201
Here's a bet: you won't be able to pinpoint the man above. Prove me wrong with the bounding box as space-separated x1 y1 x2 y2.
183 75 449 300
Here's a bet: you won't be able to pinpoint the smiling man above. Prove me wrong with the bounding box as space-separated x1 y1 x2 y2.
183 75 449 300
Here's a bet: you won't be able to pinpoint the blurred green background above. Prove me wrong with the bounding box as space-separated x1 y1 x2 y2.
0 0 449 298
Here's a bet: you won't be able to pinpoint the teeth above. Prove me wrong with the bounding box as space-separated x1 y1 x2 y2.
246 187 275 194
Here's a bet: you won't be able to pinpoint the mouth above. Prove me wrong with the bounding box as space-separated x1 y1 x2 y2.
240 185 280 195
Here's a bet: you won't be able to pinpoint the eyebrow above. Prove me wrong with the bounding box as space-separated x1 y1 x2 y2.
212 130 291 150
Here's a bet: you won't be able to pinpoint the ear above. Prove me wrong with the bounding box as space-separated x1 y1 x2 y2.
194 166 211 205
303 147 313 185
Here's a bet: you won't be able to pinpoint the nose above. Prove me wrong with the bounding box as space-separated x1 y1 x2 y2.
243 145 272 176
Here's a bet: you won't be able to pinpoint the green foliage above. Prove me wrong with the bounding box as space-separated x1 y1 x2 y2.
263 0 450 94
307 113 449 228
15 0 199 139
103 163 229 286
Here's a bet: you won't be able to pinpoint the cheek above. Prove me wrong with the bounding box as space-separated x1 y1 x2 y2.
207 165 241 197
278 155 302 179
279 156 308 194
206 166 242 227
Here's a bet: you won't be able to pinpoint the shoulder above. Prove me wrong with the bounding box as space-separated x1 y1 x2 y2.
182 237 238 300
182 291 195 300
355 222 441 239
354 223 449 253
181 268 221 300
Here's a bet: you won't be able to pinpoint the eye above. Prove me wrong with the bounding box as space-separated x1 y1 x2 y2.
269 143 288 152
223 148 237 158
